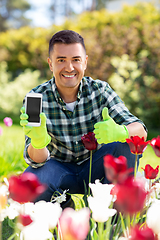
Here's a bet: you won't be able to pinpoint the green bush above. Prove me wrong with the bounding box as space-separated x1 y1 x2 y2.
0 61 44 121
108 53 160 129
0 2 160 128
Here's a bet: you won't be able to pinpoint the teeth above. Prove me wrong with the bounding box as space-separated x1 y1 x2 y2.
63 74 75 78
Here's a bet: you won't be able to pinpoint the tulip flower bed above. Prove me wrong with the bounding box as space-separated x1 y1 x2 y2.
1 118 160 240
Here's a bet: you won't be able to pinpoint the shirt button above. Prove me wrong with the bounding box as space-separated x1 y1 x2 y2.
75 141 78 144
62 107 65 110
76 157 79 160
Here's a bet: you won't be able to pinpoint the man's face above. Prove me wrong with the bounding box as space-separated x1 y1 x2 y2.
48 43 88 98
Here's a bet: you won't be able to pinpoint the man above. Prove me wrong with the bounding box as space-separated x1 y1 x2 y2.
20 30 147 204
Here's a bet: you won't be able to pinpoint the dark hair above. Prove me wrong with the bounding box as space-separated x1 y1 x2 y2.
49 30 86 55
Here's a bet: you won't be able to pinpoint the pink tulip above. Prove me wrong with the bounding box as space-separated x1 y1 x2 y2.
0 127 3 136
59 207 90 240
3 117 13 127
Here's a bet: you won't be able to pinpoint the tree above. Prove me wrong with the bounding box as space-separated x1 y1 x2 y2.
49 0 115 24
90 0 109 11
0 0 31 32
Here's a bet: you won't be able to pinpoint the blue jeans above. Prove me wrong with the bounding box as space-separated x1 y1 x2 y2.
24 142 139 202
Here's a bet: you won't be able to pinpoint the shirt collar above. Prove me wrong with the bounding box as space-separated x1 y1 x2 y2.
51 76 83 103
51 77 65 105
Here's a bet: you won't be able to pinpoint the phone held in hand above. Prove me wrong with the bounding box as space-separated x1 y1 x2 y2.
25 93 42 127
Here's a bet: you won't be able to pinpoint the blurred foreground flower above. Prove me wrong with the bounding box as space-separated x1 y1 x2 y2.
59 207 90 240
0 184 7 213
129 225 156 240
111 176 147 215
20 201 62 240
150 136 160 157
103 154 133 183
3 117 13 127
8 172 46 203
126 136 149 154
142 164 159 180
146 199 160 235
88 179 116 222
19 214 33 227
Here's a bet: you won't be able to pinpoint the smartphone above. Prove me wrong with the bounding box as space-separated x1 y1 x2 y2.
25 93 42 127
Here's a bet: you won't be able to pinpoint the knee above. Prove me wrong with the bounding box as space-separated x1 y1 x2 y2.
112 142 137 169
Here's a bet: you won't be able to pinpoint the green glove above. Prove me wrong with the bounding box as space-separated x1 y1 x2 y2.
94 107 129 144
20 107 51 149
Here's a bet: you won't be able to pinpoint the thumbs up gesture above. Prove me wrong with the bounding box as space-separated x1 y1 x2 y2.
94 107 129 144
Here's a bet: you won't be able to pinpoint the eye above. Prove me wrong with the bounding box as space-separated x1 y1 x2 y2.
74 58 81 62
58 59 65 63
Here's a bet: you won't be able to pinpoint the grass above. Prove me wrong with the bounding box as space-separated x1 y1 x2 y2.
0 123 28 180
0 123 159 239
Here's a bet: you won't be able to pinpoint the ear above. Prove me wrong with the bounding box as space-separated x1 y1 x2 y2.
48 57 53 72
84 55 88 70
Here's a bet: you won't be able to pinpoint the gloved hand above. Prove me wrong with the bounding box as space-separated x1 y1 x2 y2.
20 107 51 149
94 107 129 144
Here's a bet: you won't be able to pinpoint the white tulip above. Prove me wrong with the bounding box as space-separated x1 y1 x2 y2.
20 221 53 240
88 179 116 222
146 199 160 234
34 201 62 229
89 179 115 205
20 201 62 240
88 196 116 222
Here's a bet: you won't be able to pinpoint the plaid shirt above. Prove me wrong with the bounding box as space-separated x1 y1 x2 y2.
24 76 146 168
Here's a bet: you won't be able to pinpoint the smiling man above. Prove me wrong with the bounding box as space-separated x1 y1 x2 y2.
20 30 147 206
47 42 88 103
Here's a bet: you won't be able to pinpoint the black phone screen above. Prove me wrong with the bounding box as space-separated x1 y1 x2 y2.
26 97 41 123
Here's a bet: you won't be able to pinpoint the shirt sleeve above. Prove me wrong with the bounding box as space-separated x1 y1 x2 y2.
104 83 147 131
23 136 50 168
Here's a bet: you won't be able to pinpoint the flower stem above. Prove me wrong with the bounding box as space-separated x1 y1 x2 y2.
0 222 2 240
134 154 138 178
98 222 104 240
88 150 92 196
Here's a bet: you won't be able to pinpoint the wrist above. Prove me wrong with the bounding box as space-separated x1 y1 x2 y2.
119 125 129 142
31 134 51 149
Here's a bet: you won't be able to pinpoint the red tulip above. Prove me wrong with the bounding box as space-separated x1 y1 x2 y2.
126 136 149 154
142 164 159 180
103 154 133 183
130 225 156 240
8 172 46 203
150 136 160 157
81 132 98 150
19 214 33 226
111 176 147 215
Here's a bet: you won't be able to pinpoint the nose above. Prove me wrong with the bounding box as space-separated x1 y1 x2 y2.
65 60 74 72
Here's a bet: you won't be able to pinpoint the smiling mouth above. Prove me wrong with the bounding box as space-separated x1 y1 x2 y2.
62 74 76 78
